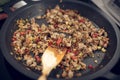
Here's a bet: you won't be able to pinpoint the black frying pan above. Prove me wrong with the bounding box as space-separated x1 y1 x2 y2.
0 0 120 80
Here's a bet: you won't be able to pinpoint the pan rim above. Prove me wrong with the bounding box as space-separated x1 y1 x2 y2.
0 0 120 80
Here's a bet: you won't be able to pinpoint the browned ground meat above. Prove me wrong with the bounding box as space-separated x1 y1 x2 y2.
11 6 109 79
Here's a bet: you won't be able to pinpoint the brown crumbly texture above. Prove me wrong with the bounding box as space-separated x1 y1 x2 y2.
11 6 109 79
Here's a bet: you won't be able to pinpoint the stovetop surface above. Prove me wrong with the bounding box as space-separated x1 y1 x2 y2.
0 0 120 80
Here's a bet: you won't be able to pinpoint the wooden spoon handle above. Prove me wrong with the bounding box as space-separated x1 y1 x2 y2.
38 67 53 80
38 74 47 80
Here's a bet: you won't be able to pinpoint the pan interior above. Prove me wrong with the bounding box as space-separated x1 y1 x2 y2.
4 1 117 79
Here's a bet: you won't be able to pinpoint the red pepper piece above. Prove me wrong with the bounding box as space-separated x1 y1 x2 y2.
92 33 98 38
71 56 77 60
88 64 94 69
48 41 53 46
56 38 62 45
74 50 78 55
20 31 25 36
67 49 71 53
35 55 41 63
38 29 42 32
17 49 21 53
59 9 64 14
79 19 85 23
25 49 29 53
12 37 16 41
54 24 58 28
35 37 40 43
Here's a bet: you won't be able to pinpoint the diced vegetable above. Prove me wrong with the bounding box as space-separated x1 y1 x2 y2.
92 33 98 38
88 64 94 69
35 56 41 63
56 38 62 45
97 46 102 50
79 19 85 23
94 60 98 63
101 48 106 52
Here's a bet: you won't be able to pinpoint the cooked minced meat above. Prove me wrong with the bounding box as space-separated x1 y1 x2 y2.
11 6 109 79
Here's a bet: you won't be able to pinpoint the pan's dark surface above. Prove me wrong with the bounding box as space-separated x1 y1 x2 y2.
0 0 120 80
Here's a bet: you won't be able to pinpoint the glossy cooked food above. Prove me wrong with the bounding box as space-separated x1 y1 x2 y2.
11 6 109 79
